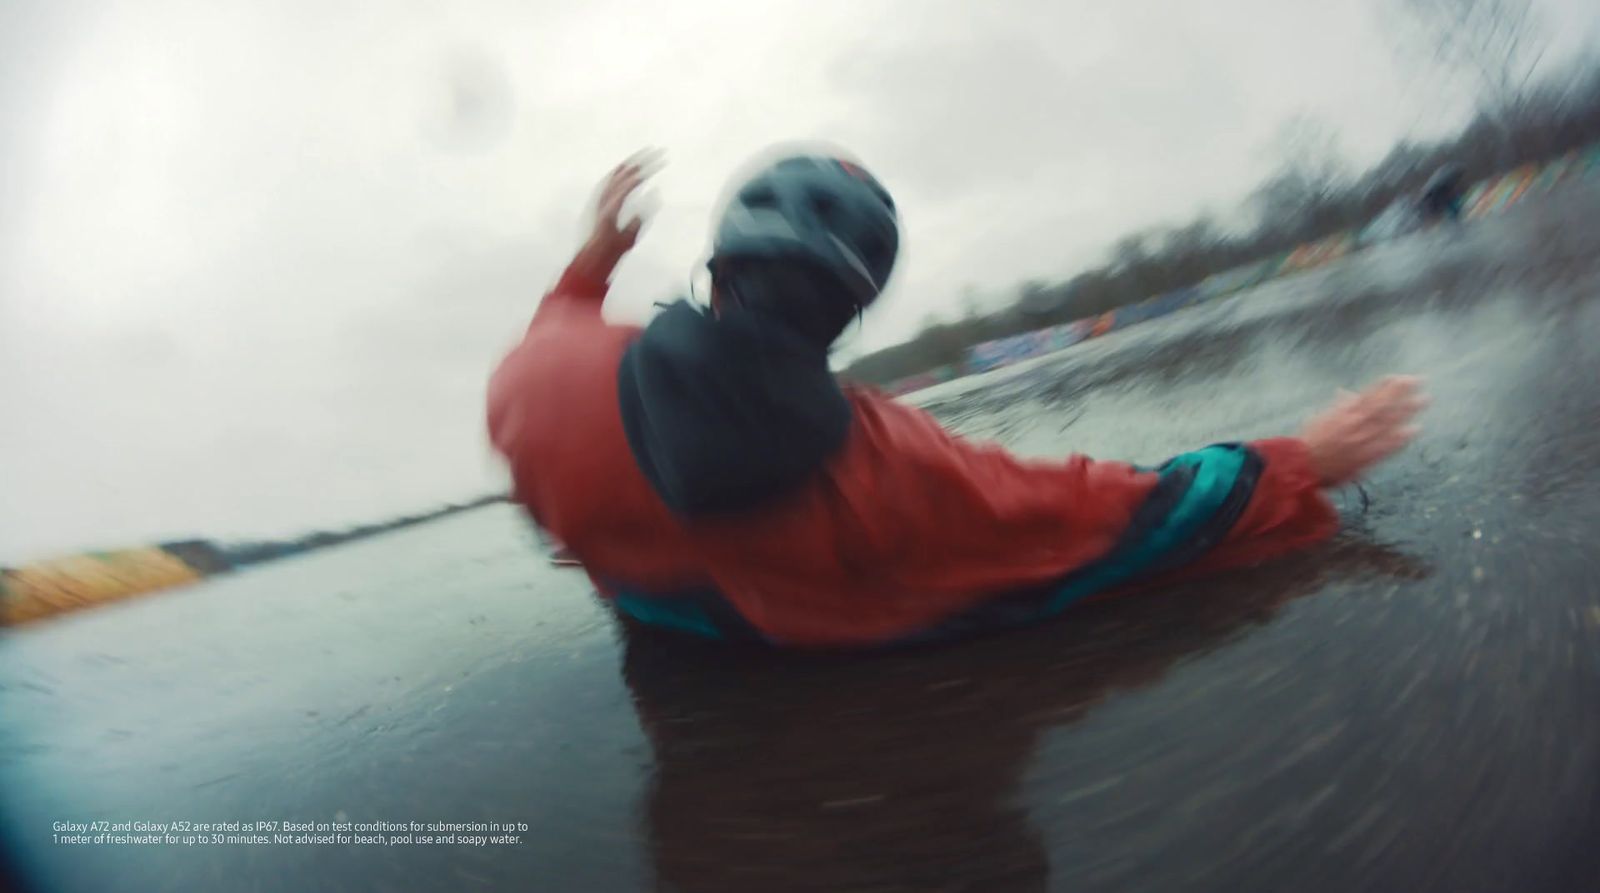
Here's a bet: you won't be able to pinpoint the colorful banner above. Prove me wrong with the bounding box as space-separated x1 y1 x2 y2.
1 542 229 626
963 319 1092 373
1197 261 1263 300
968 331 1046 372
885 365 959 395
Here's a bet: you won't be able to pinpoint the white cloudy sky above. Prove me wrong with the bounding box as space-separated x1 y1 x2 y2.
2 0 1596 558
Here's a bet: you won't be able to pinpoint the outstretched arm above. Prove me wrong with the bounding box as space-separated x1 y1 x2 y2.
833 377 1427 614
529 149 664 329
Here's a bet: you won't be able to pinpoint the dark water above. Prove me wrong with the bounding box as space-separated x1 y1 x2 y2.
3 186 1599 892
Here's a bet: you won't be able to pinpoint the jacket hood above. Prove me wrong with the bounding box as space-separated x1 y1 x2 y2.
617 300 852 519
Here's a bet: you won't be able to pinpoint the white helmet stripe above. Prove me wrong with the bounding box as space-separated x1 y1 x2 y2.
826 232 878 290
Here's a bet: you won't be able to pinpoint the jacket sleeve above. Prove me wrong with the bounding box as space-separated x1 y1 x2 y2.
1156 435 1339 575
526 256 612 331
487 248 639 524
837 394 1338 596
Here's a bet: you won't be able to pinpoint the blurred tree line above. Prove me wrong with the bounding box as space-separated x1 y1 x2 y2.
843 50 1600 387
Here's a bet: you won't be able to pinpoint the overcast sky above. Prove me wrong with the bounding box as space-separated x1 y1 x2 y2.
2 0 1596 558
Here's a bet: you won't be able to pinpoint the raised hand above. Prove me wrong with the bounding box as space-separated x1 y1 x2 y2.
573 149 665 281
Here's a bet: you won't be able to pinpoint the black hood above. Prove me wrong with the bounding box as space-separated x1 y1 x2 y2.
617 300 852 519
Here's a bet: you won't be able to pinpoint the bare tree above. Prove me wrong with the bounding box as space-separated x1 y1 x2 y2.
1109 233 1152 272
1250 116 1353 237
959 286 984 321
1161 216 1225 285
914 316 971 370
1365 141 1435 193
1015 279 1058 319
1393 0 1549 150
1264 116 1351 187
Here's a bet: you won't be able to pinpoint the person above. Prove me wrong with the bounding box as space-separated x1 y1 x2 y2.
487 148 1427 649
1420 163 1467 224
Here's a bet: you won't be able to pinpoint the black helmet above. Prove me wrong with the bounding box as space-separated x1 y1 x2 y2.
708 154 900 309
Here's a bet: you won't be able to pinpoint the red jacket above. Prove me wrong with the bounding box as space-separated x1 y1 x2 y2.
488 259 1339 647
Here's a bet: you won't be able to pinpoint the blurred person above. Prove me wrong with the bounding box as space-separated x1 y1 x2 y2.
1419 163 1467 224
486 148 1428 648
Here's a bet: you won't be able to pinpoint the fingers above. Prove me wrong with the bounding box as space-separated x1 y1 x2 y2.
619 215 643 246
1348 375 1428 423
621 147 666 178
597 148 666 225
1353 378 1427 468
1304 375 1430 487
614 147 666 176
1375 377 1426 414
1362 374 1420 402
605 148 666 199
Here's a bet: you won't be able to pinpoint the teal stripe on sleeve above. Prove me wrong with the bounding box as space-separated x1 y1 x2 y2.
1045 444 1246 612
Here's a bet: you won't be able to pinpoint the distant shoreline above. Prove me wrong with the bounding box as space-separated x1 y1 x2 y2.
1 494 517 626
212 493 516 570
